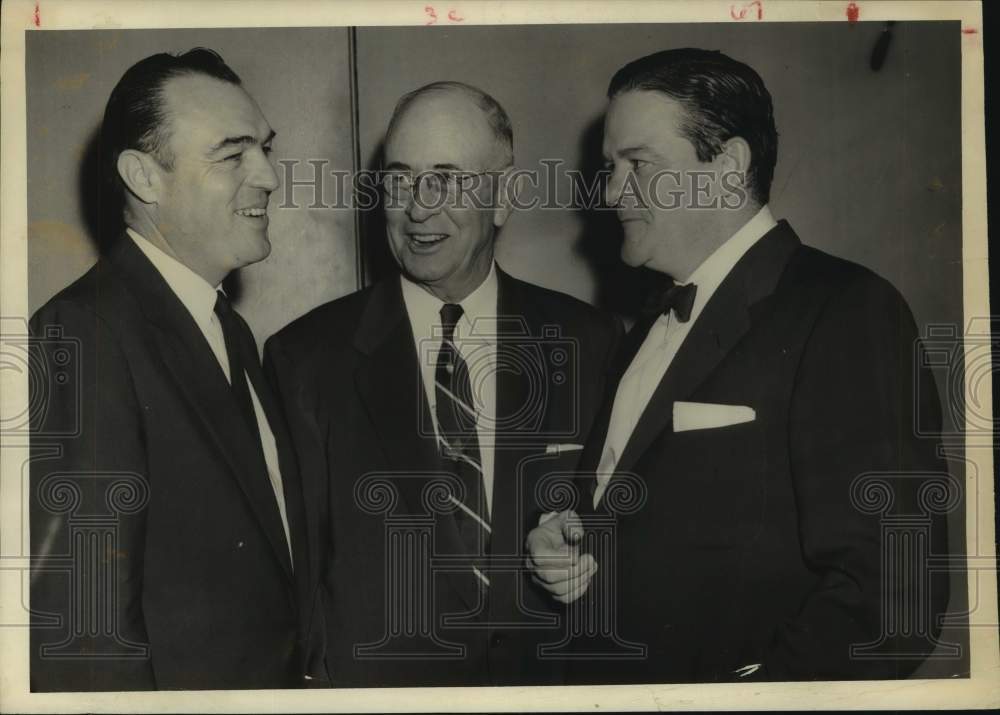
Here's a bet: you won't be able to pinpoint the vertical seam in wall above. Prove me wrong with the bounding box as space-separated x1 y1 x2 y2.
348 25 366 290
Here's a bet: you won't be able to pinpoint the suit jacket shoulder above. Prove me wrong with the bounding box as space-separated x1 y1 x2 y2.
32 256 138 335
267 272 623 378
502 272 620 335
267 283 375 359
779 242 915 322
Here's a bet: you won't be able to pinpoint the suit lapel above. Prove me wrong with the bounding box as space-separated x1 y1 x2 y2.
108 237 294 580
577 312 658 476
491 271 541 554
239 321 306 581
608 222 802 485
494 269 537 449
352 279 478 610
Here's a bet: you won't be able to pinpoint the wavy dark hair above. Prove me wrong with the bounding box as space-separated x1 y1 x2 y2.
608 48 778 205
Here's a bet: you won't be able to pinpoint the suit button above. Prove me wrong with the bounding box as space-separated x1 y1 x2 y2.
490 633 503 648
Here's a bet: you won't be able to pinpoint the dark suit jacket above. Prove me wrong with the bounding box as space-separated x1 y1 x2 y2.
29 236 310 691
570 221 951 683
264 268 621 687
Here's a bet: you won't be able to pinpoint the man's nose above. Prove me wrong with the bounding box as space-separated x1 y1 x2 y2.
250 149 280 193
405 184 443 222
605 167 625 207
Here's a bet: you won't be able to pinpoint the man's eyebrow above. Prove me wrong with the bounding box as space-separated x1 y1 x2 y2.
209 129 276 154
382 162 468 172
617 145 653 156
604 145 660 163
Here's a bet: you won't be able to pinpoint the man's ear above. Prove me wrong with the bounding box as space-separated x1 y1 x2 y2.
717 136 752 188
116 149 163 205
492 166 524 229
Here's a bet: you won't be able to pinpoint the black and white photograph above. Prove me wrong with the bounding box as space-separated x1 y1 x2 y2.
0 0 995 711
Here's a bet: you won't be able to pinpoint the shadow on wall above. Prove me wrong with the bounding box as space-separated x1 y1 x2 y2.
78 124 122 256
76 122 247 301
361 139 398 285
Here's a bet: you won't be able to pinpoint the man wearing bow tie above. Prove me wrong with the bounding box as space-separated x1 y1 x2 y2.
30 49 308 690
265 82 620 686
528 48 951 682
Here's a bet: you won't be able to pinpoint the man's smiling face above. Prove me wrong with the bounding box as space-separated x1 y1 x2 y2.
383 90 508 302
153 73 278 284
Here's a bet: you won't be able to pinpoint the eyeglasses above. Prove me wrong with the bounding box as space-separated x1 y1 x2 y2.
380 169 499 201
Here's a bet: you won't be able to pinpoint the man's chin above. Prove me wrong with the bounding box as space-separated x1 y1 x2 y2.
239 234 273 266
620 246 646 268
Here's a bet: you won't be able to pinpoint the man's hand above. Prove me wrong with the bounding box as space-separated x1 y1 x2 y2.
525 510 597 604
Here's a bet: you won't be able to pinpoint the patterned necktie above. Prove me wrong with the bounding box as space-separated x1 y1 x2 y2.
435 303 491 584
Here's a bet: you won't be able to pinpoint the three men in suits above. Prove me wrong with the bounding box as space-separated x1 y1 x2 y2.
265 82 620 686
528 48 951 682
30 49 309 690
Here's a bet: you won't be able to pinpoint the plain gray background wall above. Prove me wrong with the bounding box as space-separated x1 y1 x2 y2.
26 27 358 344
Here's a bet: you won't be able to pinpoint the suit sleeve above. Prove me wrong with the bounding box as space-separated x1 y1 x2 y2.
760 273 950 680
30 301 156 691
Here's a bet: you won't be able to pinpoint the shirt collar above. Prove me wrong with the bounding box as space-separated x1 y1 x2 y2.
127 227 221 330
680 204 778 324
400 263 499 343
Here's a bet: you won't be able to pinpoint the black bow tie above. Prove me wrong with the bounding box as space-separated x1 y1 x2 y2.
642 281 698 322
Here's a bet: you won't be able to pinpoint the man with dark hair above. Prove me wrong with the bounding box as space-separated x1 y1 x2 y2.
30 49 309 691
265 81 620 686
528 48 950 682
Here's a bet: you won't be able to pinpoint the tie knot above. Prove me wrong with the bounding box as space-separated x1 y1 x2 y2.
214 290 233 318
643 281 698 323
439 303 464 339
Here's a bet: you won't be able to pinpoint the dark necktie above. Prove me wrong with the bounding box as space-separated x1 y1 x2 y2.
642 280 698 322
435 303 491 574
214 291 264 447
214 291 295 569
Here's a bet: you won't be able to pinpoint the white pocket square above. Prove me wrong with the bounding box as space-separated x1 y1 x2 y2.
673 401 756 432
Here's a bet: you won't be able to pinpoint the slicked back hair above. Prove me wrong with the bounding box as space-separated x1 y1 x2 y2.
608 48 778 205
386 81 514 167
101 48 242 201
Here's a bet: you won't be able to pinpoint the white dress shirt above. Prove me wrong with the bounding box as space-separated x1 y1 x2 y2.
127 228 293 563
593 205 778 508
401 264 499 516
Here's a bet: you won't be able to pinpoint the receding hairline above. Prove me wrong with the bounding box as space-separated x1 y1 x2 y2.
386 81 514 165
153 72 263 161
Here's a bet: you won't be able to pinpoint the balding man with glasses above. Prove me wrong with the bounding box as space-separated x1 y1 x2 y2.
265 82 621 686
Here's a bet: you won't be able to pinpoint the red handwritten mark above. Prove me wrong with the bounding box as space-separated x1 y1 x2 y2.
447 9 464 22
424 5 438 25
730 1 763 21
33 1 40 27
846 2 859 23
962 27 978 34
